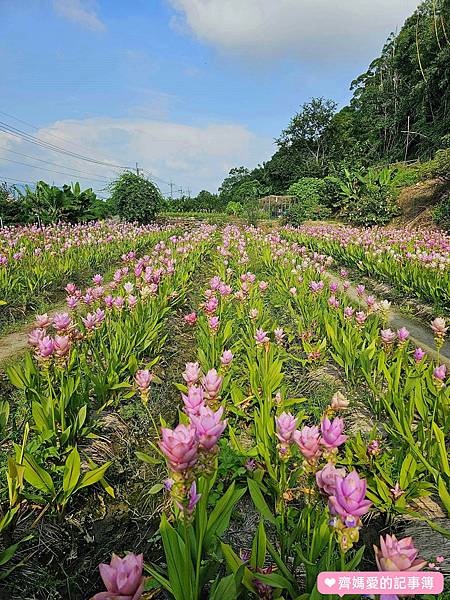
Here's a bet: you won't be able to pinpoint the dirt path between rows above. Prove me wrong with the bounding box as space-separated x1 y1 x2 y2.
0 302 66 366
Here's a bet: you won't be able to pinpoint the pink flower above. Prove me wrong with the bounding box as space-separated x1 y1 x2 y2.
201 369 222 400
182 386 205 417
431 317 447 337
293 425 321 461
182 362 200 386
275 412 298 444
53 312 72 332
65 283 77 295
38 336 55 358
184 312 197 325
274 328 285 345
135 369 153 391
330 391 349 410
28 328 45 347
320 417 348 448
344 306 354 319
67 296 79 309
82 313 97 331
374 534 426 572
289 287 297 296
220 350 233 366
356 284 365 296
413 347 426 362
176 480 202 515
355 311 367 326
249 308 259 320
329 282 338 293
328 470 372 519
92 274 103 285
190 405 226 450
381 328 396 345
255 328 269 345
259 281 268 292
204 297 219 314
390 482 405 500
397 327 410 343
316 462 346 496
94 552 145 600
433 364 447 381
208 316 219 332
159 424 198 472
328 295 339 309
54 335 71 357
35 313 52 329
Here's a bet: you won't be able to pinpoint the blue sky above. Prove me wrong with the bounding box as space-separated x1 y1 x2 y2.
0 0 419 196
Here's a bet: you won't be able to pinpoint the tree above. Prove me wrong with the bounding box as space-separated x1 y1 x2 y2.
110 171 162 224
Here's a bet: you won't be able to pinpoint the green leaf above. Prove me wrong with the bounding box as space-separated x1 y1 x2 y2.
205 482 246 547
76 462 111 492
251 520 266 570
247 478 276 524
22 453 54 495
438 477 450 516
432 424 450 476
209 566 243 600
160 513 194 600
135 451 161 465
148 483 164 495
220 542 256 593
63 447 81 494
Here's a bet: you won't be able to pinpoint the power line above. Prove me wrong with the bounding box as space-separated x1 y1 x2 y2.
0 175 107 197
0 120 132 170
1 147 113 182
0 156 111 184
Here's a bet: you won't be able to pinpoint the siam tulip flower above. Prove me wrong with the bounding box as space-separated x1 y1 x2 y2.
390 482 405 500
28 328 46 347
374 534 426 573
135 369 153 392
245 459 257 472
164 478 174 491
274 328 285 345
344 306 354 319
182 386 205 418
54 335 71 357
259 281 268 292
219 284 232 296
220 350 233 366
274 391 282 405
208 316 219 332
204 296 219 314
176 480 202 515
123 281 134 294
38 336 55 359
190 405 227 450
104 295 114 309
356 284 365 296
127 295 138 309
182 362 200 386
328 295 339 309
35 313 52 329
53 312 72 332
431 317 447 338
366 295 376 308
316 462 346 496
249 308 259 320
82 313 97 331
293 425 321 461
184 312 197 325
320 417 348 448
367 440 382 457
92 274 103 285
65 283 77 295
159 424 198 472
93 552 145 600
330 391 349 411
255 328 269 345
209 275 221 290
289 287 297 296
413 347 426 362
275 412 298 444
380 328 396 345
329 470 371 519
340 269 348 277
113 296 124 310
66 295 79 309
343 281 350 291
201 369 222 401
355 311 367 326
329 282 338 293
397 327 410 343
378 300 392 314
433 364 446 383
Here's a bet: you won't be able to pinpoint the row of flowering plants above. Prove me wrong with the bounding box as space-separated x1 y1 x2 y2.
0 225 218 580
0 219 174 328
283 223 450 310
90 225 448 600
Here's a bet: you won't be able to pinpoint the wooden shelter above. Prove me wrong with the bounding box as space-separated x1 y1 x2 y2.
258 195 295 217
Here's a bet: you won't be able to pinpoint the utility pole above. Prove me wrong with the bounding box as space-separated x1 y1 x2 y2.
187 188 191 198
169 181 174 199
135 162 140 176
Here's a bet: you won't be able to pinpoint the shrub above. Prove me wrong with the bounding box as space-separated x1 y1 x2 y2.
110 171 162 224
288 177 327 204
225 201 243 216
344 189 400 226
285 199 331 226
430 148 450 181
433 195 450 231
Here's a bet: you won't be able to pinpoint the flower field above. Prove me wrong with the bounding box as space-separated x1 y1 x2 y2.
0 222 449 599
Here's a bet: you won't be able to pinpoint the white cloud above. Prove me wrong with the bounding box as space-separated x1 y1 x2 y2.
53 0 106 32
0 117 274 195
169 0 420 62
